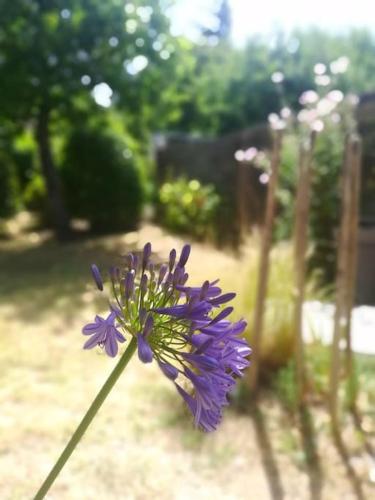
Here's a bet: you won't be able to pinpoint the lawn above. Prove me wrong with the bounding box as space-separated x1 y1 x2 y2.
0 224 374 499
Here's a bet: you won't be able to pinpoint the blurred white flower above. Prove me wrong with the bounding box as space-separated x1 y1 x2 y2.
268 113 285 130
317 98 337 116
298 109 318 123
327 90 344 103
315 75 331 86
274 120 286 130
299 90 319 105
259 173 270 184
280 107 291 119
234 150 245 162
268 113 279 124
271 71 284 84
244 147 258 162
234 147 259 163
331 113 341 124
314 63 326 75
312 120 324 132
330 56 349 74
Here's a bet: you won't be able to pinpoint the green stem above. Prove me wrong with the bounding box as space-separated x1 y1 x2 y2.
34 336 138 500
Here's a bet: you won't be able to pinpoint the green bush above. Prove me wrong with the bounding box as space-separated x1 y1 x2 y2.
158 177 220 240
61 128 143 233
23 173 51 226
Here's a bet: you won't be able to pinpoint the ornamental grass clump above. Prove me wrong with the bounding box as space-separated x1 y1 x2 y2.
35 243 251 498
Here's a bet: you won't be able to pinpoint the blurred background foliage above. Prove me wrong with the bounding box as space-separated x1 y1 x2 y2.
1 0 375 274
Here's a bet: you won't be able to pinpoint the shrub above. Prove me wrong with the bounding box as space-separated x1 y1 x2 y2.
61 128 143 233
23 173 51 226
158 177 220 240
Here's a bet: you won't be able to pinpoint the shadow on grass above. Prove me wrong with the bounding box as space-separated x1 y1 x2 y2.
332 427 365 500
0 233 144 323
351 407 375 458
250 403 285 500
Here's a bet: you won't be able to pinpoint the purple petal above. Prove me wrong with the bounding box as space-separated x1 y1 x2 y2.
158 361 179 380
209 293 236 306
209 307 233 326
105 333 118 357
183 353 219 371
137 333 153 363
178 244 191 267
83 332 103 350
143 315 154 337
114 329 126 343
158 264 168 285
82 322 100 335
124 271 135 299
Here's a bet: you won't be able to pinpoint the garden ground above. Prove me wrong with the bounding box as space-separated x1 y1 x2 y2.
0 223 374 499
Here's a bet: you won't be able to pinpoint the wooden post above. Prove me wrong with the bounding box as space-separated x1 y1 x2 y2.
293 131 316 405
236 161 249 240
329 136 352 435
248 129 283 392
344 137 362 411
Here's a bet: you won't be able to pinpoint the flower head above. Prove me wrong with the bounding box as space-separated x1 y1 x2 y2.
82 243 251 431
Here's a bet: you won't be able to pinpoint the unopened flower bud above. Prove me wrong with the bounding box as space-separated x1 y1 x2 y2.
158 264 168 285
90 264 103 291
142 242 152 270
143 315 154 337
178 244 191 268
169 249 176 271
124 270 135 299
140 273 148 296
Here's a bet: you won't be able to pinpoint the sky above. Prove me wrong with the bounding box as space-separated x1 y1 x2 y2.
169 0 374 46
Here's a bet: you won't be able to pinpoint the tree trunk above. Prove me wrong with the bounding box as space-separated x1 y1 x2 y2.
36 104 71 241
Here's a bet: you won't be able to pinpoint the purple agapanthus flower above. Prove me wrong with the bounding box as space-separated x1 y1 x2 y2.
82 242 251 431
82 311 125 357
